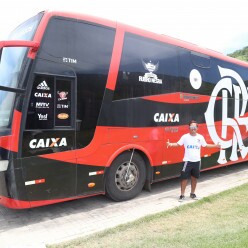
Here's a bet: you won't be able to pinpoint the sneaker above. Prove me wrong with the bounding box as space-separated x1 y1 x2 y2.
190 193 198 200
178 195 185 202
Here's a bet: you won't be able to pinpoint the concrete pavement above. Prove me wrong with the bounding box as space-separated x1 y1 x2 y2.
0 162 247 248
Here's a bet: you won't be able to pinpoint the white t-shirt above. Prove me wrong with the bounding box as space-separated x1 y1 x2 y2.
177 133 207 162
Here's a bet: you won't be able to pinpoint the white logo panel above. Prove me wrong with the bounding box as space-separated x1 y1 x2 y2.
205 66 248 164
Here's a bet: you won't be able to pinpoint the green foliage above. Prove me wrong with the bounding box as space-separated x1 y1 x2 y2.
228 46 248 62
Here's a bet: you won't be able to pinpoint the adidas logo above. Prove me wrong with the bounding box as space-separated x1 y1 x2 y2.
37 81 50 90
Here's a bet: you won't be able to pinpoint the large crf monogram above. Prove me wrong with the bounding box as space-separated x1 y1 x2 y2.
205 66 248 164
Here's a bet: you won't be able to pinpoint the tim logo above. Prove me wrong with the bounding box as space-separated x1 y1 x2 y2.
205 66 248 164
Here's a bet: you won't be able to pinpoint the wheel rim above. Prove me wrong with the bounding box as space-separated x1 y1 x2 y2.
115 161 139 191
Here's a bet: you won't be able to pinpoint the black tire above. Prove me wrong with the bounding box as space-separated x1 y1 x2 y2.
105 151 146 201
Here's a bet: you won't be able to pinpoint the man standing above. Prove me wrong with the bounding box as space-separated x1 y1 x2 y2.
167 120 220 202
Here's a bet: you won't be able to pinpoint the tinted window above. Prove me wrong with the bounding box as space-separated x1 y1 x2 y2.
26 75 73 129
180 49 215 95
191 51 211 68
36 18 115 146
74 21 115 147
114 33 179 100
26 75 54 129
55 79 72 127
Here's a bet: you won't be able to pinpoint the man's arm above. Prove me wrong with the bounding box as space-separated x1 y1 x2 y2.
167 139 181 148
205 143 221 148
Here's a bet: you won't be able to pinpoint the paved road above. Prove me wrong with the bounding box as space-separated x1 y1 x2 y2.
0 163 248 248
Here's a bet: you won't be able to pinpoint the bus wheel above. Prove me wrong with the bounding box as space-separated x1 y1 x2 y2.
106 152 146 201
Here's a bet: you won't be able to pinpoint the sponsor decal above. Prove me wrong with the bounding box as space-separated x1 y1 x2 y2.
63 57 77 64
189 69 202 89
187 145 200 149
57 113 69 119
34 92 52 98
57 91 68 101
57 104 69 109
37 81 50 90
154 113 179 123
37 113 48 120
180 94 200 100
36 102 49 108
205 66 248 164
139 60 162 84
29 137 67 149
165 127 178 133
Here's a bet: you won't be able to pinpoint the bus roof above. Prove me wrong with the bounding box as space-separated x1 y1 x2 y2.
39 10 248 68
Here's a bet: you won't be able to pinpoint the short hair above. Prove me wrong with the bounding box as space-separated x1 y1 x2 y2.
189 120 198 126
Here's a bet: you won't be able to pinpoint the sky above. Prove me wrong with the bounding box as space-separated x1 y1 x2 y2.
0 0 247 55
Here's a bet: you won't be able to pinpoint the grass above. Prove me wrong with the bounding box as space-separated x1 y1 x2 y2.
48 183 248 248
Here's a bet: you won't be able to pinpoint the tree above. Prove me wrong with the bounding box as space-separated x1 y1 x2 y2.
228 46 248 62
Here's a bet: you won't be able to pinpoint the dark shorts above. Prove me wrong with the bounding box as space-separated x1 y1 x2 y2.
180 161 201 180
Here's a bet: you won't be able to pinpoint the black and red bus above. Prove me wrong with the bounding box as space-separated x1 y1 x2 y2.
0 10 248 209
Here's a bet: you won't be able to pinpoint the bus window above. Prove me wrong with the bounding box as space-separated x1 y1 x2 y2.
55 79 72 127
26 75 54 129
190 51 211 68
114 33 179 100
29 17 115 148
26 75 73 129
179 49 215 96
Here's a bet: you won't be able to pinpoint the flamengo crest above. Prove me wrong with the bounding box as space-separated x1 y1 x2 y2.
205 66 248 164
139 60 162 84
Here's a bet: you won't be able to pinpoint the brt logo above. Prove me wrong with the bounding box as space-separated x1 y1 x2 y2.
205 66 248 164
29 138 67 149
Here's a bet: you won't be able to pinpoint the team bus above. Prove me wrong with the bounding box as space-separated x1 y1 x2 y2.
0 10 248 209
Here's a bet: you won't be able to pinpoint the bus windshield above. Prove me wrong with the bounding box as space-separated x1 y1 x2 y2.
0 13 42 128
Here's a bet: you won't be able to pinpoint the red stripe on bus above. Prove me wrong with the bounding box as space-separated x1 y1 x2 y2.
106 26 125 91
38 121 241 167
0 192 104 209
35 179 46 184
142 93 222 104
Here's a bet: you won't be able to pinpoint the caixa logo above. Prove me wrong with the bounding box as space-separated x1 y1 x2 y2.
29 138 67 149
205 66 248 164
154 113 179 122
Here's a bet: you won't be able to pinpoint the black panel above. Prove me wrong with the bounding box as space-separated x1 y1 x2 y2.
38 17 115 148
0 172 8 197
22 130 75 157
77 165 105 195
0 147 10 160
153 163 182 182
99 90 224 127
114 33 180 100
26 75 55 129
5 159 28 200
22 157 76 201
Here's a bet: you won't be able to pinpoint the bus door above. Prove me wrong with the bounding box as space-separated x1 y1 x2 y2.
22 75 76 202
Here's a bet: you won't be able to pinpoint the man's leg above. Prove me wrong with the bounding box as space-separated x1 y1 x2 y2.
181 179 188 196
190 176 197 194
190 161 200 197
